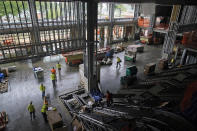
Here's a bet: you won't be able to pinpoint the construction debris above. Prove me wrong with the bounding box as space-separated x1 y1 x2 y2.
0 78 8 94
59 64 197 131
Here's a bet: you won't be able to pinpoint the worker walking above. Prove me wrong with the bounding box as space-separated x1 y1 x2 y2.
40 83 46 99
41 104 48 123
51 73 56 87
106 90 113 107
56 62 61 73
116 56 121 68
51 67 56 74
27 101 36 120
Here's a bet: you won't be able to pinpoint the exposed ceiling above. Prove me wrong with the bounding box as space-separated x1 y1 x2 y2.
11 0 197 5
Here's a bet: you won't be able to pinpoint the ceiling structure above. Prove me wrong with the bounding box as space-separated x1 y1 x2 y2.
10 0 197 5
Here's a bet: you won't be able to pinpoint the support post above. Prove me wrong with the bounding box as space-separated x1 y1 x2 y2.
86 0 98 92
109 3 114 44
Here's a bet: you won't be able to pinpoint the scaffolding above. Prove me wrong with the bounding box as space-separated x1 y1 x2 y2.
162 5 197 62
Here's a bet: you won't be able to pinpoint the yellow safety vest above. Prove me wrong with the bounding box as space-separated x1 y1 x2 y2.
56 64 61 69
50 74 56 80
28 104 35 112
40 85 45 92
117 57 121 62
41 104 47 113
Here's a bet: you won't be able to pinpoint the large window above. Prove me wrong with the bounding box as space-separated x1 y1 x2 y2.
98 3 109 20
114 4 135 18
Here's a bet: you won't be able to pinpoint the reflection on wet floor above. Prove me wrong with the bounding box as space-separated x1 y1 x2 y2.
0 44 162 131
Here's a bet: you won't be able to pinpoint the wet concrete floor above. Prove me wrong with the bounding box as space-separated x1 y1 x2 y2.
0 43 162 131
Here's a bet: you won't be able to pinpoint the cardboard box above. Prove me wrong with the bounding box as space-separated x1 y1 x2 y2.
158 59 168 70
47 110 63 131
144 63 156 75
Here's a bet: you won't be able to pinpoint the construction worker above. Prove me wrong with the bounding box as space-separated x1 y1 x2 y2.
41 104 48 122
40 83 46 99
51 67 56 74
27 101 36 120
116 56 121 68
51 73 56 87
106 90 113 107
56 62 61 73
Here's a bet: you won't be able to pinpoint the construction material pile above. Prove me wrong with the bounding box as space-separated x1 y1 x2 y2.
60 64 197 131
0 112 8 130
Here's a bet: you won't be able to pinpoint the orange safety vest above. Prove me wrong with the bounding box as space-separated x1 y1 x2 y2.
51 69 56 74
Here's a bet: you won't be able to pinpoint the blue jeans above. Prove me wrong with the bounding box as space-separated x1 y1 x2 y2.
42 91 45 98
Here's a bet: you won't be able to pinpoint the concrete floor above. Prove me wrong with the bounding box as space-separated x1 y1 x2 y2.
0 43 162 131
100 44 162 93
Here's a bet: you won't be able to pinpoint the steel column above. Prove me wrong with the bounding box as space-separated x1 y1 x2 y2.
86 0 97 92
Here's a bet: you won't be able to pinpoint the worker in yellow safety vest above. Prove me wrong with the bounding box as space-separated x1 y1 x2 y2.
56 62 61 73
40 83 46 99
27 101 36 120
51 73 56 87
41 104 48 122
116 56 121 68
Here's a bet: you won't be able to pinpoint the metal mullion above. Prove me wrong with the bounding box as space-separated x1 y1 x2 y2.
51 2 57 54
65 1 69 50
9 1 23 56
45 2 53 54
0 44 5 60
38 0 48 55
68 1 72 50
73 1 76 49
3 1 17 58
76 1 80 49
16 1 28 57
55 2 61 54
34 0 44 55
73 1 77 49
76 2 79 48
0 17 7 60
82 1 86 49
79 2 82 48
59 2 64 52
71 1 75 49
21 1 32 55
50 2 57 54
39 0 48 55
28 0 36 56
64 1 68 51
